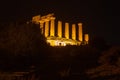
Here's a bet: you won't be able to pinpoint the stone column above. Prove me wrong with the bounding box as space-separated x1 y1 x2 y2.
50 17 55 37
65 23 69 39
45 19 49 37
72 24 76 40
84 34 89 44
78 23 83 41
58 21 62 38
39 20 44 34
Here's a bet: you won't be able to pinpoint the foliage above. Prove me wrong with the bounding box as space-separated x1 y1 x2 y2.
0 21 112 80
0 22 49 71
0 22 47 55
86 46 120 80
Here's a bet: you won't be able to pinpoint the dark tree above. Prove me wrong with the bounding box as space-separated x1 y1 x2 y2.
0 22 49 71
86 46 120 80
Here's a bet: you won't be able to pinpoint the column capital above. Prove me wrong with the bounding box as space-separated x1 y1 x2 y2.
39 20 44 23
44 19 50 22
50 17 56 20
78 23 82 26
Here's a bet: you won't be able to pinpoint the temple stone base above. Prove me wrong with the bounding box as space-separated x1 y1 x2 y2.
46 37 81 46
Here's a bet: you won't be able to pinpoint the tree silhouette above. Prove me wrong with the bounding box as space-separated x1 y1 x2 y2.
86 46 120 80
0 22 49 71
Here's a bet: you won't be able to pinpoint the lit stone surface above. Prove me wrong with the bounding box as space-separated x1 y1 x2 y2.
39 20 44 34
78 23 83 41
32 15 40 24
32 14 89 46
50 17 56 37
65 23 69 39
72 24 76 40
84 34 89 44
45 19 49 37
58 21 62 38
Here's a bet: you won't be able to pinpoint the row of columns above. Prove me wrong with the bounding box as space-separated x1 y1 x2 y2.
39 17 56 37
39 17 84 42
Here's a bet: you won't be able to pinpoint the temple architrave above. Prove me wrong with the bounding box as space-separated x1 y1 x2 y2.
32 13 89 46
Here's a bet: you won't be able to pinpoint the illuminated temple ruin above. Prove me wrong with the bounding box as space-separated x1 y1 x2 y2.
32 13 89 46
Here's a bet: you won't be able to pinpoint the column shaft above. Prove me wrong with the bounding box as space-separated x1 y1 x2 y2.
58 21 62 38
50 17 55 37
78 23 83 41
65 23 69 39
84 34 89 44
72 24 76 40
45 20 49 37
39 20 44 34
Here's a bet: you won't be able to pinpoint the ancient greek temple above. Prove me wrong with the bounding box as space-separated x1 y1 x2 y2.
32 13 89 46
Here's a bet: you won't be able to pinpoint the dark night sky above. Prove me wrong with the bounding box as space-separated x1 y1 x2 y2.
0 0 120 45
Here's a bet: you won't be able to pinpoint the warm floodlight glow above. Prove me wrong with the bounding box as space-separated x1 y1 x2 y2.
78 23 83 41
50 17 55 37
58 21 62 38
72 24 76 40
45 19 49 37
39 20 44 34
65 23 69 39
32 13 89 46
84 34 89 44
32 15 40 24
